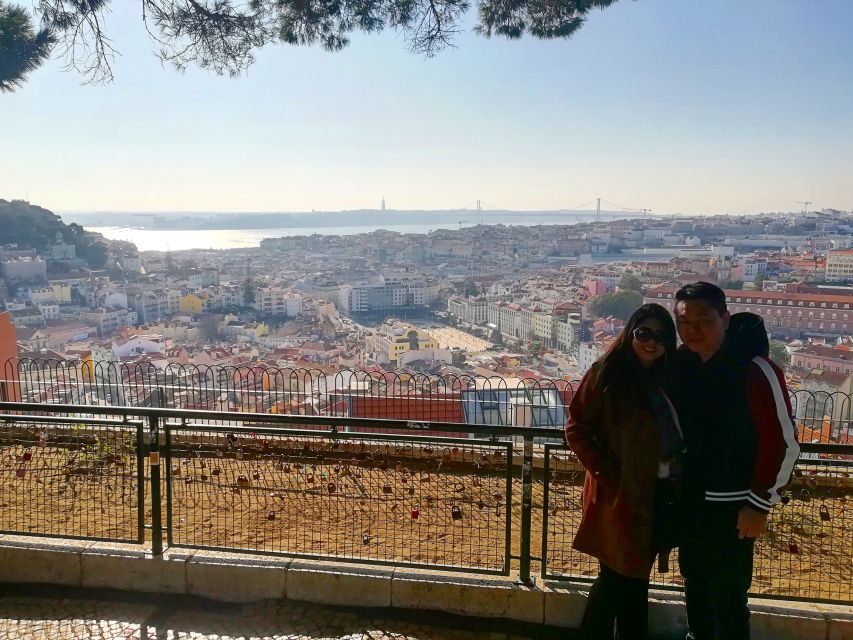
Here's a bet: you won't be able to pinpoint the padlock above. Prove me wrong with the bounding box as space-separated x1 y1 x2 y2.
267 511 276 520
328 482 337 494
787 539 799 554
383 484 392 494
451 505 462 520
408 486 415 496
411 508 420 520
819 504 831 522
237 474 249 487
212 468 220 476
22 450 32 462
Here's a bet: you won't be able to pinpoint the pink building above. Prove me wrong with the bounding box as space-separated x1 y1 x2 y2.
791 344 853 376
583 279 607 298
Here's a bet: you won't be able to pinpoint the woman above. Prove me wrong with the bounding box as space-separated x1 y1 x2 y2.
565 303 684 639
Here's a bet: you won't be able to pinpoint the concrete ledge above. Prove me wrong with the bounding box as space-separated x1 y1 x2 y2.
287 559 393 608
0 535 89 587
187 550 289 603
543 580 587 628
543 581 688 637
392 568 543 623
80 543 188 594
829 615 853 640
750 598 829 640
0 538 850 640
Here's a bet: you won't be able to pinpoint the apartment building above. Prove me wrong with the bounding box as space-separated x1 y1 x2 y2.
447 296 489 325
339 273 426 317
1 256 46 283
254 287 302 317
645 285 853 338
791 343 853 376
826 249 853 282
83 307 139 337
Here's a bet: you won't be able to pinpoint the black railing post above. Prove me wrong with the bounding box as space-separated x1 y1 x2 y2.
519 434 534 584
148 413 163 556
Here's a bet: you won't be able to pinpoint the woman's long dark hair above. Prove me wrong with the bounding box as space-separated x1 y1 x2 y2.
596 303 677 393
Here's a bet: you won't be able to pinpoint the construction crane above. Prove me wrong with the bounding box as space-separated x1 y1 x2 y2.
796 201 812 214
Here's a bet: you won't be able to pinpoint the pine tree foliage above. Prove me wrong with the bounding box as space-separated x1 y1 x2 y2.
1 0 621 90
0 2 55 92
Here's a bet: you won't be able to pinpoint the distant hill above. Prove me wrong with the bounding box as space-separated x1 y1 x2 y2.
0 199 114 268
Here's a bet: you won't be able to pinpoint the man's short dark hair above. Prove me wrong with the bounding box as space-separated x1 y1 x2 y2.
674 281 728 316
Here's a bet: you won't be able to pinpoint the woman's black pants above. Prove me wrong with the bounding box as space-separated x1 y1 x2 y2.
580 562 650 639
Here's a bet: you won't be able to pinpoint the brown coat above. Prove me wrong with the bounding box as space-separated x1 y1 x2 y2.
564 363 667 579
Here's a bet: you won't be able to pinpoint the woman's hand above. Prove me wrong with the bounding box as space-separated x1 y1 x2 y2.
737 505 768 539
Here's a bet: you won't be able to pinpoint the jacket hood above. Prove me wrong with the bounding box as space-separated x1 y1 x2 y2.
727 312 769 360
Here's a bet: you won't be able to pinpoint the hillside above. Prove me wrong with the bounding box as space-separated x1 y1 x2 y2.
0 199 113 268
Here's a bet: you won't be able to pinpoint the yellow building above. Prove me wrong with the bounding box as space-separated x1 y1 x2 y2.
370 322 438 365
179 292 206 314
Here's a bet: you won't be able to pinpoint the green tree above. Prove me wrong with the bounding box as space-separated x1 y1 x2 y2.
0 3 54 92
2 0 620 90
451 350 467 368
768 340 790 366
589 289 643 321
752 272 765 291
618 273 643 292
243 278 256 305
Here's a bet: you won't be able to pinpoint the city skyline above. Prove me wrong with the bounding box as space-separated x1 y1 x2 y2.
1 0 852 214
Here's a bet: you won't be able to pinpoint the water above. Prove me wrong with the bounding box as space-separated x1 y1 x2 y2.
88 215 614 252
88 224 455 251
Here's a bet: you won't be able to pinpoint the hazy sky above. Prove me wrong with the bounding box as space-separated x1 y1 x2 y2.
1 0 852 215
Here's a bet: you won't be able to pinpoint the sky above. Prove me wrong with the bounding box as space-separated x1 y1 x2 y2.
1 0 852 216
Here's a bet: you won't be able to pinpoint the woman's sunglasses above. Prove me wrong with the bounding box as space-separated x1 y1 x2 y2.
632 327 670 346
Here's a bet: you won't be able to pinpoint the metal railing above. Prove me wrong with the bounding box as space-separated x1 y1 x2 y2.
1 399 850 604
3 357 851 445
0 412 144 544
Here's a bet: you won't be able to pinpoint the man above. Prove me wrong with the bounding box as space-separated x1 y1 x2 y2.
673 282 799 640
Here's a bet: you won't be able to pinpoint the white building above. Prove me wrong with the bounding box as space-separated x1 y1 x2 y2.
253 287 303 317
826 249 853 282
1 256 46 283
339 273 426 317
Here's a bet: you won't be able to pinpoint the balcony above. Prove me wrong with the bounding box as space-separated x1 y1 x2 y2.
0 358 851 638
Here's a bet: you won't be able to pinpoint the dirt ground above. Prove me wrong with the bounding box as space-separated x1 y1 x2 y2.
1 430 849 602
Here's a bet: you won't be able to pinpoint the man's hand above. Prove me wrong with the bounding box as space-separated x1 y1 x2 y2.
737 505 768 539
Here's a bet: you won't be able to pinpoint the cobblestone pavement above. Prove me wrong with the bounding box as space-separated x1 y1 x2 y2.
0 594 542 640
